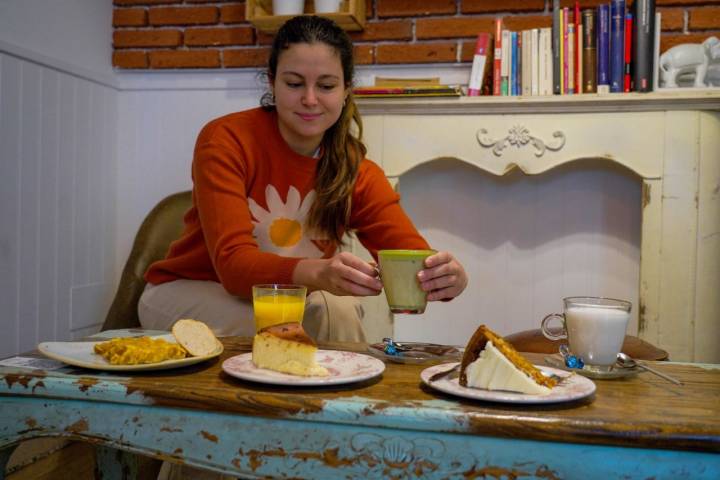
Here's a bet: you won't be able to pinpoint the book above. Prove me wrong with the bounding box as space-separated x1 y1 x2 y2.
468 32 492 96
501 29 511 95
512 31 519 96
624 13 633 92
597 4 610 89
540 27 554 95
531 28 540 96
574 1 581 95
493 18 503 96
577 24 583 92
609 0 626 93
352 85 462 98
522 30 532 96
562 8 569 94
568 24 575 94
652 11 661 90
633 0 656 92
582 9 597 93
374 77 440 86
552 0 561 94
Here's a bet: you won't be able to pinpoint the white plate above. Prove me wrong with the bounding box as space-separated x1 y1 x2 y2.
421 362 596 404
38 333 223 372
222 350 385 386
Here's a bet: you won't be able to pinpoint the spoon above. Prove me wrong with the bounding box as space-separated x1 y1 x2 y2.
616 353 683 385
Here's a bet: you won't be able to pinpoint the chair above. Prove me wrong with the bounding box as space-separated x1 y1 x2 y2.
102 191 192 331
505 328 669 361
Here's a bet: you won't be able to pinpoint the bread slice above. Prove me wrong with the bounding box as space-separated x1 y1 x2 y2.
172 319 222 357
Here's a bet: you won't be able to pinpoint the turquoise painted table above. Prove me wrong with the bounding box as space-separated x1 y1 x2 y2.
1 335 719 479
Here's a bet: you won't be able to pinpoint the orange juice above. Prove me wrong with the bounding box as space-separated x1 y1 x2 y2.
253 293 306 331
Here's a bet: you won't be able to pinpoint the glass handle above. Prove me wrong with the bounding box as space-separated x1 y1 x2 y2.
541 313 567 341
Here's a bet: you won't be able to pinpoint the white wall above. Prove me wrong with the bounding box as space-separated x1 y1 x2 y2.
0 0 114 81
0 1 117 358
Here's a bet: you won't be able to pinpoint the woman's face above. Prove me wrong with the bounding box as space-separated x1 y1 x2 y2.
272 42 348 156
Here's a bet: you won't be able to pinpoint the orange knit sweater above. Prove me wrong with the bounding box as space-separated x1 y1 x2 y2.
145 108 429 298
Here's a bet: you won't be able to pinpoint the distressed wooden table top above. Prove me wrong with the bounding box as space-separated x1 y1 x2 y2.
2 337 718 453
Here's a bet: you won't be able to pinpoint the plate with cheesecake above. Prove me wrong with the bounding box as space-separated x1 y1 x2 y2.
421 325 596 404
222 322 385 386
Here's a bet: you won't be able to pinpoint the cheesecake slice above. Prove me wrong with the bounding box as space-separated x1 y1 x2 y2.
252 322 329 377
459 325 556 395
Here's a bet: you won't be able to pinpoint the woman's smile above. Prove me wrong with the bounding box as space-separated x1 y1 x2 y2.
297 112 322 121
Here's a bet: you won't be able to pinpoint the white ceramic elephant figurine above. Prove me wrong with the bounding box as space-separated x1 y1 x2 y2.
660 36 720 88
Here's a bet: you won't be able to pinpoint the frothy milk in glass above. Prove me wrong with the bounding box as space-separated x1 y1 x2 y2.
565 304 630 366
541 296 632 372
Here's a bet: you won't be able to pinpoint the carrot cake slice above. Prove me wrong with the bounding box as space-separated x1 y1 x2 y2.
459 324 556 394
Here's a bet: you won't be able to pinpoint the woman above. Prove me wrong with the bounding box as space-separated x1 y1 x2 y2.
139 15 468 342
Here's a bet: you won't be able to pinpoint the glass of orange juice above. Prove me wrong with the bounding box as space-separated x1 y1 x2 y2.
252 284 307 332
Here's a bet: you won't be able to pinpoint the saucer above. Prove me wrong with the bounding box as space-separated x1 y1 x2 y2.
544 354 640 379
367 343 461 364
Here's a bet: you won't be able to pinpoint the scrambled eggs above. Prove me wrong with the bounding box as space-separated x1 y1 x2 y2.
94 336 187 365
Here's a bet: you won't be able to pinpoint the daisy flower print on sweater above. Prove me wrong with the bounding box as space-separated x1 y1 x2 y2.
248 185 324 257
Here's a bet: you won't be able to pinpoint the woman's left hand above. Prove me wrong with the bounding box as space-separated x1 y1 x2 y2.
417 251 468 302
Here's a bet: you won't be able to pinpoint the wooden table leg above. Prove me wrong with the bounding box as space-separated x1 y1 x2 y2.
95 446 140 480
0 444 19 480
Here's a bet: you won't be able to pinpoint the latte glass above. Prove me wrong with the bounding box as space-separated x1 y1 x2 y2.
378 249 435 314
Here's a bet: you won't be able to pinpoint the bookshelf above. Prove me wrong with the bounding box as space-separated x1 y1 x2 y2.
356 90 720 115
245 0 366 33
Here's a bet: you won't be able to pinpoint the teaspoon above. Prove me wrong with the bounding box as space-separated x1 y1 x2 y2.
616 353 683 385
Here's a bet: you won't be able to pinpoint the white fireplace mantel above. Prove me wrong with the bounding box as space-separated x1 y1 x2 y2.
356 91 720 363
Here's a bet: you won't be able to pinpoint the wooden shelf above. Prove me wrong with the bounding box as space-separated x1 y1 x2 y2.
246 0 365 33
356 90 720 115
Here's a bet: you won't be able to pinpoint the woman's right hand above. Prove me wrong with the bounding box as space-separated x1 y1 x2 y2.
294 252 383 297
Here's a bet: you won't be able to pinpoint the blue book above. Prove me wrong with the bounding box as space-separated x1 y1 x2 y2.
597 4 610 87
511 31 519 96
609 0 625 92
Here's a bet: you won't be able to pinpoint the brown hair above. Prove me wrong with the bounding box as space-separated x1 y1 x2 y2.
261 15 366 246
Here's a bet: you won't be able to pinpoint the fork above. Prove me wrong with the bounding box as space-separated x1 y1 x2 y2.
428 364 460 382
428 363 570 384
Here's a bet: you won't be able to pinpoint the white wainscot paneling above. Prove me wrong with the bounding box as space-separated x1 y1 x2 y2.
392 159 642 345
0 52 117 358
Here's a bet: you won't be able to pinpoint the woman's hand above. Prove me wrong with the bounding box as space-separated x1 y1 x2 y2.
294 252 383 297
417 251 468 302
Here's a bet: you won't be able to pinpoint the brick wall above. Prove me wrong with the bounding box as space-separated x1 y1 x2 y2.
112 0 720 69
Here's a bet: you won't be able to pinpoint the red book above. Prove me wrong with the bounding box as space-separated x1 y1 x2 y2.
574 1 581 95
493 18 503 96
468 32 491 96
624 13 633 92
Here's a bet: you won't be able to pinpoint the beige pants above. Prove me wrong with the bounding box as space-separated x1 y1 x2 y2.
141 280 366 480
139 279 366 343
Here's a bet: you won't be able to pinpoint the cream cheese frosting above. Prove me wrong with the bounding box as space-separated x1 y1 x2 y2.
464 340 551 395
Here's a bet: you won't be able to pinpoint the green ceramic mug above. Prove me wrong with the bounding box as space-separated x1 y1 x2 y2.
378 249 436 314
